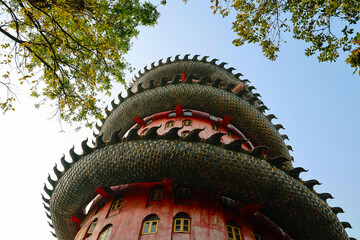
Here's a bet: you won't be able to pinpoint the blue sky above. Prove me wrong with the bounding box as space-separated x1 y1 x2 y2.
0 1 359 239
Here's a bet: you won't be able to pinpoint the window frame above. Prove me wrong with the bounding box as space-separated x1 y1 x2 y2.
227 131 234 138
110 198 123 211
165 121 175 129
88 221 97 234
226 224 243 240
85 219 98 238
183 111 192 117
253 231 266 240
98 225 113 240
226 220 243 240
210 115 217 121
142 220 159 234
149 189 163 201
168 112 176 118
211 124 220 131
176 187 191 199
173 218 191 233
182 119 192 126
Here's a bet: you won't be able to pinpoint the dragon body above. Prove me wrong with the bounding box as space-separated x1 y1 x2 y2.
43 55 352 240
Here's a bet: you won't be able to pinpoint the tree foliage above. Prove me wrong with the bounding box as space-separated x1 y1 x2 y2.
0 0 159 128
209 0 360 75
346 32 360 75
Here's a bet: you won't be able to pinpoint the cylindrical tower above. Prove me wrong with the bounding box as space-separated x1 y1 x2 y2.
74 182 291 240
43 55 354 240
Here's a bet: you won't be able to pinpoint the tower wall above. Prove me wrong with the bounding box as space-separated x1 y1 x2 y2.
75 182 290 240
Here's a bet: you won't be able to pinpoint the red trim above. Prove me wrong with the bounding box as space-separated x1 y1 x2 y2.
96 187 112 200
220 115 232 128
175 104 182 117
71 216 82 225
262 150 268 157
134 116 145 127
181 73 186 81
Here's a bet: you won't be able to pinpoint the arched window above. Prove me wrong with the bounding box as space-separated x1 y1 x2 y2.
173 212 191 233
165 121 175 128
226 220 242 240
142 214 159 234
98 225 112 240
210 115 217 121
176 187 191 199
149 185 163 201
182 119 192 126
85 219 98 238
253 230 266 240
168 112 176 118
183 111 192 117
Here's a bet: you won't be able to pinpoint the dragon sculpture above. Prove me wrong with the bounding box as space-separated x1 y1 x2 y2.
42 55 355 240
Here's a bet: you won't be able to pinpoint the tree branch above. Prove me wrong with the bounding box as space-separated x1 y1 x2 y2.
0 26 25 44
25 0 93 52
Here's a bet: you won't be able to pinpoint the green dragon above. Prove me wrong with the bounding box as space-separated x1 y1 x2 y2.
42 55 354 240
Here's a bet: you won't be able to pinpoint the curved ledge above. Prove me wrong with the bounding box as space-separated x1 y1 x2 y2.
49 139 347 240
99 83 291 162
129 54 245 90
